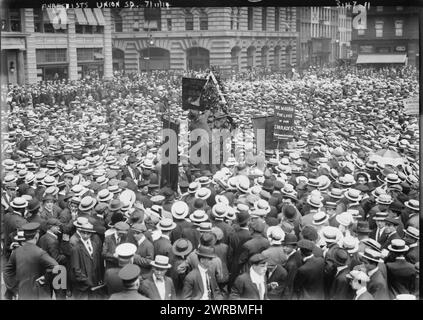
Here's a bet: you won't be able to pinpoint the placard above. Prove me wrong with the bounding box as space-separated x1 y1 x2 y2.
182 77 207 111
274 103 295 140
403 95 419 115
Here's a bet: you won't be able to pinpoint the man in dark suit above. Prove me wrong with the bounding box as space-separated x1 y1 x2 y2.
70 221 104 300
182 246 223 300
293 239 325 300
385 239 417 297
211 203 234 245
227 210 252 289
4 222 58 300
154 218 175 257
379 217 401 251
121 156 142 185
347 269 374 300
38 218 67 265
3 197 28 258
170 201 192 243
109 264 150 300
102 221 130 269
104 243 138 296
402 226 419 265
282 234 302 300
328 248 354 300
359 248 390 300
182 210 207 249
230 254 270 300
129 223 155 279
139 255 176 300
238 220 270 275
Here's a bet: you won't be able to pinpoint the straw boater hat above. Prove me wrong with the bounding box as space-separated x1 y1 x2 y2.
151 255 172 269
404 199 419 212
387 239 409 253
312 211 329 226
171 201 189 220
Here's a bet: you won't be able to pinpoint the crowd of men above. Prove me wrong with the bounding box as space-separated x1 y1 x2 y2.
1 65 419 300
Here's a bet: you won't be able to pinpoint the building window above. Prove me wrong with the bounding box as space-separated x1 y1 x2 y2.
262 7 267 31
144 8 161 31
33 9 66 33
275 7 280 31
185 9 194 31
230 8 235 30
248 7 253 31
1 8 22 32
199 9 208 30
376 6 383 12
77 48 103 61
236 8 241 30
167 18 172 31
112 10 123 32
375 20 383 38
75 24 101 34
133 20 140 32
36 49 67 64
395 20 403 36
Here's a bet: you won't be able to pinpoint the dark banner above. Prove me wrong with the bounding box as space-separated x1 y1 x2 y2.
161 115 180 192
252 116 277 151
274 104 295 140
182 77 207 111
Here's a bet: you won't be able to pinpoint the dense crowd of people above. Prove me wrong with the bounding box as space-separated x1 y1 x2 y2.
1 65 419 300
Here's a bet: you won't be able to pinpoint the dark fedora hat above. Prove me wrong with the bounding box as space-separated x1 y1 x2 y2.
196 245 215 259
333 248 349 266
172 238 193 258
283 233 298 246
356 220 371 234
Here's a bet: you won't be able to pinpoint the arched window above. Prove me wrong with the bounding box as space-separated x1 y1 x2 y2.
199 9 208 30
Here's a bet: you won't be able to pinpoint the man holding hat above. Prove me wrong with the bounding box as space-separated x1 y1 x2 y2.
4 222 58 300
104 242 137 296
182 245 223 300
347 268 374 300
230 253 269 300
109 264 149 300
139 255 176 300
102 221 130 269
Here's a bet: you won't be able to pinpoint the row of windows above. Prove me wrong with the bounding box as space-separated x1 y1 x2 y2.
357 20 403 37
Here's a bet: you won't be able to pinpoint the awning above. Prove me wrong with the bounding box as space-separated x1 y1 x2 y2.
74 9 88 25
93 8 105 26
356 54 407 64
83 8 98 26
44 8 67 29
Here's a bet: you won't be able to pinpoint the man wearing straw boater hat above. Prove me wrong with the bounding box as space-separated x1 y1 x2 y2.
139 255 176 300
385 239 416 297
69 218 104 300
